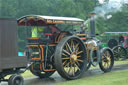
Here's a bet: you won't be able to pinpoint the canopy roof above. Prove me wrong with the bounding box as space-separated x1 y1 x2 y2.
17 15 84 26
101 32 128 36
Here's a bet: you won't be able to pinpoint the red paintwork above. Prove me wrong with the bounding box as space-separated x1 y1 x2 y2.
44 33 53 36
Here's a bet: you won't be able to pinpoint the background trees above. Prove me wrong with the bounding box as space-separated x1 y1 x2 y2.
0 0 127 51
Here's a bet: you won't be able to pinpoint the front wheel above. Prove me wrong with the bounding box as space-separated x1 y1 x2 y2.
54 36 87 80
8 74 24 85
99 47 114 72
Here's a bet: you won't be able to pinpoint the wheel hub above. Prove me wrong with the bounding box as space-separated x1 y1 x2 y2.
70 54 77 61
104 57 110 62
15 79 20 85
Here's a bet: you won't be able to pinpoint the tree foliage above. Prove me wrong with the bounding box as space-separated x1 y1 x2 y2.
0 0 127 51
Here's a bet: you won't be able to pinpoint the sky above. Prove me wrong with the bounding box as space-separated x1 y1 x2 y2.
94 0 128 19
98 0 127 4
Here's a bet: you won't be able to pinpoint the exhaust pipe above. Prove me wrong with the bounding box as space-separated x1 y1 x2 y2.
89 13 96 37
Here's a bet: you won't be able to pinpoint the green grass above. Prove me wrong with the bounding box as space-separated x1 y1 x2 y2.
21 70 34 78
55 59 128 85
90 59 128 69
114 59 128 65
56 70 128 85
5 70 34 79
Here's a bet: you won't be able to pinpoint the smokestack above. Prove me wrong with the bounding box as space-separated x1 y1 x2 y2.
89 13 96 37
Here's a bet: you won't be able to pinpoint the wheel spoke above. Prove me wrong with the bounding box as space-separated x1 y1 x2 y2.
75 43 79 49
72 42 75 52
114 54 118 56
76 48 79 53
66 42 72 53
77 51 83 55
77 59 83 62
106 51 110 57
74 66 76 75
73 62 76 76
63 60 67 66
118 47 120 51
113 51 118 54
75 63 80 71
70 40 73 51
104 62 107 67
104 51 110 58
77 56 81 58
76 61 80 66
65 44 70 53
74 43 79 52
107 62 110 68
64 62 70 67
68 62 72 73
63 49 71 55
62 53 68 56
62 57 70 60
106 55 111 58
104 52 108 56
120 49 123 52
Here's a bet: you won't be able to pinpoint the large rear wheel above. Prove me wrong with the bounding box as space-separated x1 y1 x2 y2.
54 36 87 80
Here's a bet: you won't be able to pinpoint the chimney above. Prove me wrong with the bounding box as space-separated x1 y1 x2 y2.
89 13 96 37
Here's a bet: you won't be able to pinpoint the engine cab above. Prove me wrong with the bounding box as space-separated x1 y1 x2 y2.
17 15 84 76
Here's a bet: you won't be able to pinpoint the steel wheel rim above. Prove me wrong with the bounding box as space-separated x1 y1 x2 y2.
113 46 126 60
61 38 85 77
101 50 111 69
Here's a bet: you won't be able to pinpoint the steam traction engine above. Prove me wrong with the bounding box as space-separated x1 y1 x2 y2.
101 32 128 60
17 14 114 80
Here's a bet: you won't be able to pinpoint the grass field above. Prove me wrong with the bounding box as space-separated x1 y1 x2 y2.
56 70 128 85
21 70 34 78
114 59 128 65
55 59 128 85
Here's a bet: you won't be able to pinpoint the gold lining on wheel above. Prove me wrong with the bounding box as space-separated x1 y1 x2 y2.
62 39 84 76
102 51 111 68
